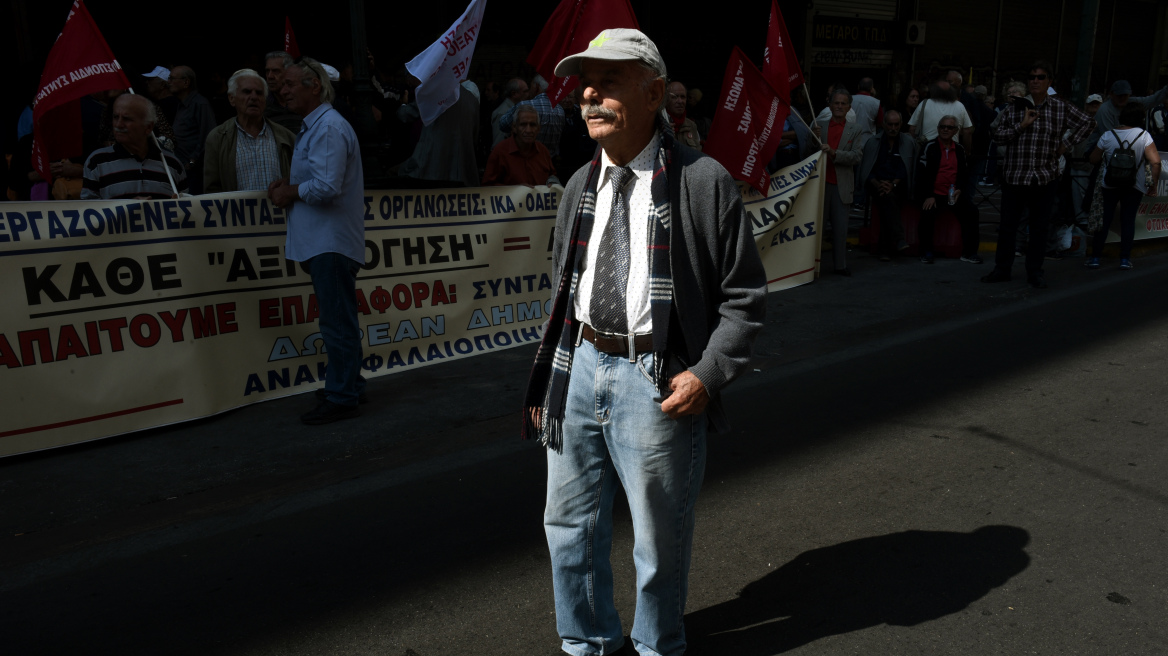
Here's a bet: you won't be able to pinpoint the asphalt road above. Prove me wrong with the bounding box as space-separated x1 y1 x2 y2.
2 246 1166 656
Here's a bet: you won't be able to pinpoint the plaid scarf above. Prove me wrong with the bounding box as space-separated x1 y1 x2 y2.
522 120 677 451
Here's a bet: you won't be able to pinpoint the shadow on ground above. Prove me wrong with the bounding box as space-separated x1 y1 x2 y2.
686 526 1031 655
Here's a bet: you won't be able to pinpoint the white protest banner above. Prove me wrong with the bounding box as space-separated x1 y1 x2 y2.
0 155 828 457
1129 156 1168 240
405 0 488 125
742 151 826 291
0 184 557 457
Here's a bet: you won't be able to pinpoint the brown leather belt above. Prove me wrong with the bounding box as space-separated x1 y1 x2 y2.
580 324 653 356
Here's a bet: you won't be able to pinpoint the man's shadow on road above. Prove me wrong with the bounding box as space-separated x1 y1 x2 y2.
685 525 1030 655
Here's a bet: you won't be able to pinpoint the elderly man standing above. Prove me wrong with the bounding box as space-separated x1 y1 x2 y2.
482 105 557 186
81 94 187 200
263 51 303 133
169 65 217 194
665 80 702 150
858 110 915 260
204 69 295 193
268 58 367 424
984 59 1093 288
813 89 865 275
523 29 767 656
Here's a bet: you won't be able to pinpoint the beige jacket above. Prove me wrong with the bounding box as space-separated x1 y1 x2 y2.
814 116 865 204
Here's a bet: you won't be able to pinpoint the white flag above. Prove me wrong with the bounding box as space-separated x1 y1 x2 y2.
405 0 488 125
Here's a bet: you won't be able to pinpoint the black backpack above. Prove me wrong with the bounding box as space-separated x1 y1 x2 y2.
1104 129 1144 188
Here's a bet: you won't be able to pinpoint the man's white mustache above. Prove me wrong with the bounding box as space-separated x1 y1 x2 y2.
582 104 616 120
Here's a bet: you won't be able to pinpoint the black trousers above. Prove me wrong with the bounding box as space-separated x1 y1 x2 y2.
870 185 906 256
919 194 980 258
996 181 1058 273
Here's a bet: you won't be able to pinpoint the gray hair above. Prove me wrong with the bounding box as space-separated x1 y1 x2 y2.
503 78 526 97
117 94 157 124
1003 80 1026 98
937 115 960 129
638 63 667 110
265 51 294 68
831 88 853 104
949 70 963 86
289 58 335 104
515 104 540 121
531 74 549 93
227 68 269 97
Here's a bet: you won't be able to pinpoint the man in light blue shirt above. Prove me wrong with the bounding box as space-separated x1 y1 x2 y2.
268 58 367 425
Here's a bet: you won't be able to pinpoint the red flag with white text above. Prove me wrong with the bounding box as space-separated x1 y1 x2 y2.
705 47 790 195
31 0 131 182
527 0 640 107
284 17 301 60
762 0 803 101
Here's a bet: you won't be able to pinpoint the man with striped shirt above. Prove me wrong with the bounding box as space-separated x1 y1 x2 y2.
81 94 186 200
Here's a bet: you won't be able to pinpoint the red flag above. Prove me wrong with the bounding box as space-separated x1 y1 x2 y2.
762 0 804 102
527 0 640 107
284 17 301 60
705 47 791 196
31 0 131 182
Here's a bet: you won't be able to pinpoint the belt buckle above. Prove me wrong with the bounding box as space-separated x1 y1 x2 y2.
593 327 635 361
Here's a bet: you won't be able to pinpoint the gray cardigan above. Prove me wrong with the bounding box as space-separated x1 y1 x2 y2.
553 142 767 432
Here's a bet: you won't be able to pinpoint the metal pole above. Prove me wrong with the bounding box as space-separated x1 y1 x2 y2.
1102 0 1117 91
992 0 1004 97
1073 0 1101 105
1056 0 1065 74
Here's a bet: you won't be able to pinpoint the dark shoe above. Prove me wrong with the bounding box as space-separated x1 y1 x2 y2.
1044 250 1063 261
833 267 852 277
879 254 892 262
920 252 934 264
981 269 1012 283
1084 257 1101 269
960 254 984 264
1027 273 1048 289
316 389 369 404
300 400 360 425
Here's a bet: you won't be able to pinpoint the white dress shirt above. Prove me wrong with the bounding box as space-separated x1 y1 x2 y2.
574 133 659 335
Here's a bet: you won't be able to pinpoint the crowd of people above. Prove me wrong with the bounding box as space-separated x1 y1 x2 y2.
4 50 1166 288
2 50 726 200
810 65 1166 285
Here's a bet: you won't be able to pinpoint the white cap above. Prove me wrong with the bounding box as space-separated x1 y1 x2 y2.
554 29 667 79
142 66 170 81
321 63 341 82
1086 93 1103 104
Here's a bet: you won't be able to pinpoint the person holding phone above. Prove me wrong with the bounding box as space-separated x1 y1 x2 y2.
982 60 1094 288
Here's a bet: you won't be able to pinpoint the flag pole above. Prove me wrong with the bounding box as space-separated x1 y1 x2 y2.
798 82 823 147
127 89 180 197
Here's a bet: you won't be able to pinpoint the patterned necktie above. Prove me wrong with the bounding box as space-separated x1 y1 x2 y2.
590 166 635 334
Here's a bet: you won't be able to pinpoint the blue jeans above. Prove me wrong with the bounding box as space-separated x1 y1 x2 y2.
305 252 365 406
1091 186 1143 259
545 340 707 656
